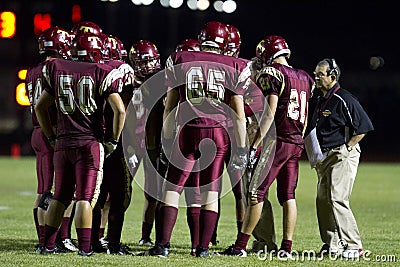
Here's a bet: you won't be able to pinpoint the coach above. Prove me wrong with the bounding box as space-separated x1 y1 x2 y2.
306 58 374 259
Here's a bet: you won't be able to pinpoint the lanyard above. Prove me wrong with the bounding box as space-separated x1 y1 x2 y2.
317 85 341 120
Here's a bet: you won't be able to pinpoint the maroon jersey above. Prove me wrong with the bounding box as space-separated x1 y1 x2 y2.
165 51 251 128
256 63 313 146
103 59 135 138
26 61 57 128
42 58 122 149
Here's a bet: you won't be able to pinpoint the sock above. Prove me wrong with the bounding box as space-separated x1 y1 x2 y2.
280 239 292 252
159 206 178 246
154 202 162 244
99 228 105 239
91 205 101 244
33 208 39 241
236 220 243 233
199 209 218 248
141 222 153 240
59 217 71 240
39 225 45 247
107 204 125 248
234 232 251 250
44 224 59 250
186 207 200 249
76 228 91 253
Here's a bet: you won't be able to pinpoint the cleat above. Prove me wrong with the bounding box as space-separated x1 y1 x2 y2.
107 244 133 255
61 238 78 252
190 248 196 256
195 247 210 258
99 236 109 249
92 241 108 253
78 249 94 257
138 238 154 246
342 248 364 258
40 246 67 255
219 244 247 257
138 243 169 257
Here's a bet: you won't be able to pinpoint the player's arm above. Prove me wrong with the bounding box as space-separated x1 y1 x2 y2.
35 90 56 141
162 87 179 139
106 92 126 141
230 94 247 148
251 94 278 148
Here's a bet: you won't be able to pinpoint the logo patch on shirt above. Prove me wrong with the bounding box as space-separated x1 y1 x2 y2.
322 110 331 117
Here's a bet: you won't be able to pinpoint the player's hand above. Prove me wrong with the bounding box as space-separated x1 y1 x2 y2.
231 147 248 170
47 135 56 148
104 138 118 158
159 148 168 167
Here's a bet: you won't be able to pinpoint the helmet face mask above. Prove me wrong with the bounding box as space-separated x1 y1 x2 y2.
256 35 290 65
38 26 72 59
129 40 161 78
198 21 230 54
226 24 241 58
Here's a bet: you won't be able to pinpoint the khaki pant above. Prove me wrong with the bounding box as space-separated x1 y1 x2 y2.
315 143 362 251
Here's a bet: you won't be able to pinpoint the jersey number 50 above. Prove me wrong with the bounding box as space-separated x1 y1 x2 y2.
58 75 97 115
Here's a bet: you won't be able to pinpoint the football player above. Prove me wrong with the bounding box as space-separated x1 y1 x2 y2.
141 21 250 258
127 40 164 248
220 35 313 257
91 33 136 255
27 26 78 253
35 32 126 256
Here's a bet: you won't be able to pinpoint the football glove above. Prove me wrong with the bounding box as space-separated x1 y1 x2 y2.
248 147 258 169
231 147 248 171
47 135 56 148
104 138 118 158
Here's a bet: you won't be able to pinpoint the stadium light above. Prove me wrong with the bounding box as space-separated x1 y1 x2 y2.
141 0 155 5
0 11 16 38
213 1 224 12
187 0 197 10
170 0 184 8
222 0 236 13
160 0 170 7
131 0 142 5
197 0 210 11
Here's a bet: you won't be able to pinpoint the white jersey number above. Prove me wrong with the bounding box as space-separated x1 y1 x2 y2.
58 75 97 115
186 67 225 105
287 89 307 123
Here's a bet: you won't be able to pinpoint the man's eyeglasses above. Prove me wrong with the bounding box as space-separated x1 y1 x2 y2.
313 72 329 78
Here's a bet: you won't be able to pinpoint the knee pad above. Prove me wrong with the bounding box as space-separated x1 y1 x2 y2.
38 191 53 210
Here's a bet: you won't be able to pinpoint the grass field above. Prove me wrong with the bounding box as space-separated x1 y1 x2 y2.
0 156 399 266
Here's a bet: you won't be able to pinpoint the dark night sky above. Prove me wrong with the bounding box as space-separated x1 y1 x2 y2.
0 0 398 160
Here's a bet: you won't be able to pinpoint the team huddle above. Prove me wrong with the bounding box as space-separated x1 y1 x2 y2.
27 19 373 259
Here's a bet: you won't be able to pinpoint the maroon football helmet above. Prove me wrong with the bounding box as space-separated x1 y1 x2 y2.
102 34 127 61
256 35 291 65
129 40 161 78
71 21 102 36
38 26 72 59
70 32 104 63
225 24 241 58
197 21 230 53
175 38 201 52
